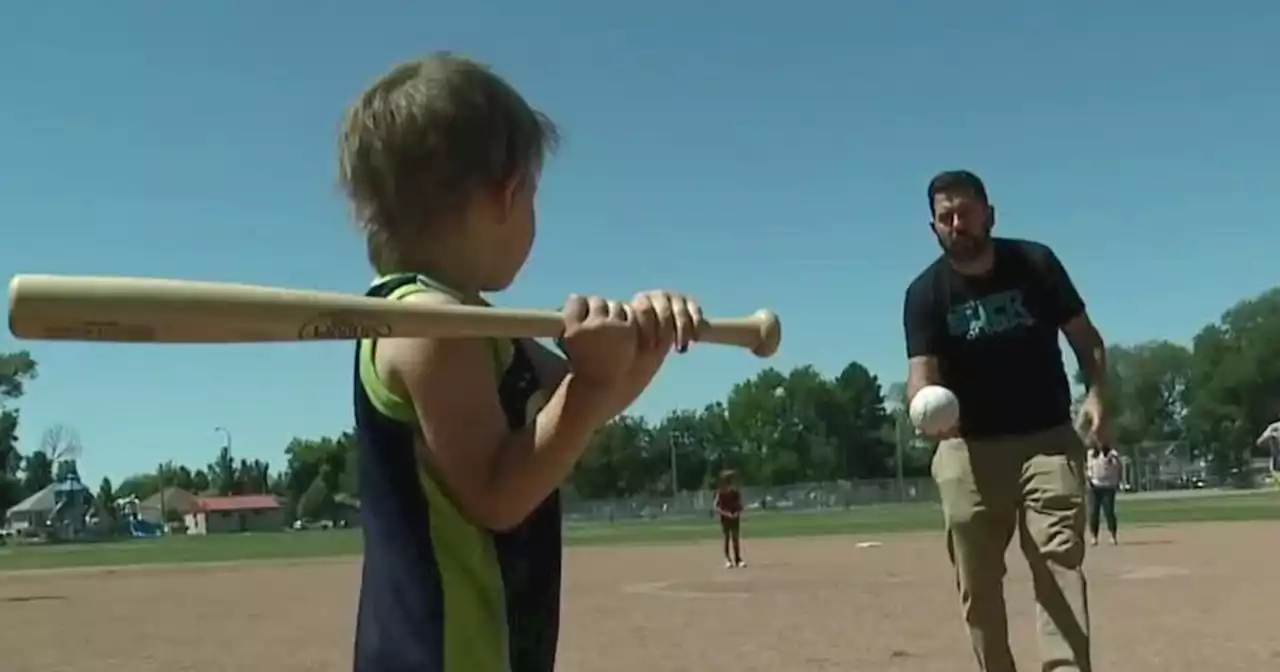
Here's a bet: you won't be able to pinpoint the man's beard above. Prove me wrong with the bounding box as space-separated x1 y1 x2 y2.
937 231 992 263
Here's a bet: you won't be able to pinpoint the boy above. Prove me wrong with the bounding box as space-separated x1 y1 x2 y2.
713 470 745 568
338 52 705 672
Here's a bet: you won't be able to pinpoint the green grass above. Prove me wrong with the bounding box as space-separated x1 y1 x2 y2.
1 491 1276 572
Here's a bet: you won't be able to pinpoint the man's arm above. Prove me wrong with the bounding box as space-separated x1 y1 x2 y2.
1036 245 1107 398
903 280 943 405
1064 313 1107 398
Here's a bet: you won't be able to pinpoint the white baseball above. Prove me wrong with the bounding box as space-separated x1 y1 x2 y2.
909 385 960 435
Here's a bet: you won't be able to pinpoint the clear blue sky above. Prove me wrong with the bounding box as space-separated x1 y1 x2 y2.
2 1 1277 483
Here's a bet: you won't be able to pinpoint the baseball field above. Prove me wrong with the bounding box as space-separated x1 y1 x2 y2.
2 491 1277 671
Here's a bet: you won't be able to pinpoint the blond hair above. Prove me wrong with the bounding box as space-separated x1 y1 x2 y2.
337 52 559 273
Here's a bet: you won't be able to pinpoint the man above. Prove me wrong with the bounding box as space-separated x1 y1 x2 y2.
902 170 1108 672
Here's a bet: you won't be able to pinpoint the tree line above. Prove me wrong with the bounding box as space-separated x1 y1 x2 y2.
1 285 1276 517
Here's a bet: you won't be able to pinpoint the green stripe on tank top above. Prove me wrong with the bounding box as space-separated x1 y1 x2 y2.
357 273 511 672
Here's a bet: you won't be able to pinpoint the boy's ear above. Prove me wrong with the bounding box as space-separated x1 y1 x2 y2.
499 172 533 213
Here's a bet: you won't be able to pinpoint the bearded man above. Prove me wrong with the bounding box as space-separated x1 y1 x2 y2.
902 169 1109 672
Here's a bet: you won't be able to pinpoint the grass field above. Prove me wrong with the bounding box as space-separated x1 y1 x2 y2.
2 490 1276 572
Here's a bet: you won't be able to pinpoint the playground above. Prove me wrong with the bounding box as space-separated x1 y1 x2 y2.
1 493 1278 671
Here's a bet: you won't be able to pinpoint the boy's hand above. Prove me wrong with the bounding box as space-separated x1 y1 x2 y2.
559 294 638 391
626 289 702 390
558 290 702 424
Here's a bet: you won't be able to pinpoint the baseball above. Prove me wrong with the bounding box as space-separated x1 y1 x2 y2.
909 385 960 435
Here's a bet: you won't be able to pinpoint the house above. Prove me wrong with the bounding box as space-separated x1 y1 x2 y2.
5 483 58 532
139 487 200 524
5 479 99 539
184 494 284 535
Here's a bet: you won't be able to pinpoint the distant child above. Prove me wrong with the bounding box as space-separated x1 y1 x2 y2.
339 52 706 672
713 470 745 568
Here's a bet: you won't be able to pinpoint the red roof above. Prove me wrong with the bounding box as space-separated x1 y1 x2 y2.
196 495 281 512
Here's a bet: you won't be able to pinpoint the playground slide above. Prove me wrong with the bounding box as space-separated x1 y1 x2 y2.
129 519 163 538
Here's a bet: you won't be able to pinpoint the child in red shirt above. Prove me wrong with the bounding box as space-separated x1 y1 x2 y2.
713 470 746 568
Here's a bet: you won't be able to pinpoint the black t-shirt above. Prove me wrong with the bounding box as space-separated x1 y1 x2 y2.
903 237 1084 439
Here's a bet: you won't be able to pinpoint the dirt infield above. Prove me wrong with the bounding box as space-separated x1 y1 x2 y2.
1 521 1276 671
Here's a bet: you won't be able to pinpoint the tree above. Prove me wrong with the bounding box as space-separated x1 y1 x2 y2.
0 351 38 510
236 459 272 494
40 424 82 462
570 415 654 498
339 439 359 497
724 367 791 484
297 473 332 521
157 461 196 492
97 477 117 520
281 433 352 507
192 468 211 493
827 362 894 479
209 445 238 495
652 409 713 493
115 473 162 501
54 459 81 482
1183 287 1280 481
21 450 53 494
0 352 38 400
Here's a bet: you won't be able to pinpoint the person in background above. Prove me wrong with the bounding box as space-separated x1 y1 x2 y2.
1256 420 1280 485
713 470 746 568
1086 443 1123 546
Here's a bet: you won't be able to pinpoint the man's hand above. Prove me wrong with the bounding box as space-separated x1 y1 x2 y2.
929 425 961 441
1077 390 1108 447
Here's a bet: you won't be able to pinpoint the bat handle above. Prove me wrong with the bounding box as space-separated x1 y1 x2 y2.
701 309 782 358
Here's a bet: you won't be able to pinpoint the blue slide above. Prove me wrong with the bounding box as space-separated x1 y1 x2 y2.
129 519 163 538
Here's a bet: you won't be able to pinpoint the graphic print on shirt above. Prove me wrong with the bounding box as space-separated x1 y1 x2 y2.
946 289 1036 341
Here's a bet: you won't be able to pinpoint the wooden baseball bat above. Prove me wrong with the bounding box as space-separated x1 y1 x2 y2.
7 275 782 358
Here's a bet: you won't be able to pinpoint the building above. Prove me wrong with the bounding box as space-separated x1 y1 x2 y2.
4 479 98 537
5 483 58 532
139 487 200 525
184 494 284 535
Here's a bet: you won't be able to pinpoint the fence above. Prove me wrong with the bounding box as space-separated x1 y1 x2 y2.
562 477 940 523
563 459 1277 524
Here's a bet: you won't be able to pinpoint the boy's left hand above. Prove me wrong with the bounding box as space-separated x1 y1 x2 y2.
623 289 703 396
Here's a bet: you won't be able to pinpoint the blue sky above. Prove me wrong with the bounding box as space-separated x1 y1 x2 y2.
2 1 1277 483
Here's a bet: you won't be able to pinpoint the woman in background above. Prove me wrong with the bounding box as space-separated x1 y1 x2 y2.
1086 443 1123 545
713 470 746 568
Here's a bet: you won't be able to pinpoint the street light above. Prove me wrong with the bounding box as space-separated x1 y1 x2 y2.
214 426 232 452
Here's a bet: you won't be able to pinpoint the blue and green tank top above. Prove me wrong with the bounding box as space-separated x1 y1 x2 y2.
351 273 562 672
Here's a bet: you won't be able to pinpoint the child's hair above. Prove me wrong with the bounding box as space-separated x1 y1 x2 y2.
337 52 560 274
718 469 737 487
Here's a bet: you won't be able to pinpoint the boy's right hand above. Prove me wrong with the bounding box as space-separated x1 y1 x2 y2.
559 294 639 400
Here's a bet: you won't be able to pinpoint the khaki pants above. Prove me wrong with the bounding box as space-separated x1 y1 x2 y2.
932 424 1092 672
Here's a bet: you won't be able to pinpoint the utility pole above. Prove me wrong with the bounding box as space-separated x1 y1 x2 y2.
669 438 679 498
895 414 908 502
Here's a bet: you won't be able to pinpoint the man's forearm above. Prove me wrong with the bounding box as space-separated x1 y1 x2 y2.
1072 328 1108 397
